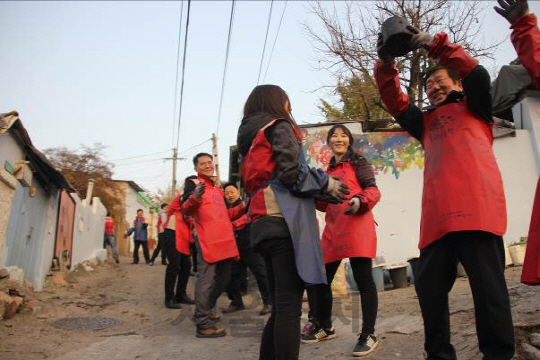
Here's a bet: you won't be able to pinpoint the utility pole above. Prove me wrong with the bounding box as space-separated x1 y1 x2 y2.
171 147 178 197
211 133 221 182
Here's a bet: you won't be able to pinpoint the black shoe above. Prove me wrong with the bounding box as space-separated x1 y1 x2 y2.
222 303 245 314
259 304 272 315
301 326 337 344
352 334 379 357
131 261 139 265
164 299 182 309
176 293 195 305
114 257 119 264
161 260 167 265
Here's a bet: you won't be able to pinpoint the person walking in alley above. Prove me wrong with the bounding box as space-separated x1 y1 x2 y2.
374 23 515 359
103 212 119 264
125 209 151 264
149 203 168 266
181 153 240 338
159 194 194 309
237 84 349 360
301 124 381 357
221 182 272 316
495 0 540 286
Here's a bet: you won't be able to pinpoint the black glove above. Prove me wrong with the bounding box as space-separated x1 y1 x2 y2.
407 25 434 52
377 33 395 65
325 177 349 203
194 183 206 200
494 0 530 25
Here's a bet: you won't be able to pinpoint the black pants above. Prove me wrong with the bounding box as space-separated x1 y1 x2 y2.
227 250 271 307
190 243 198 272
258 237 304 360
312 257 377 335
162 229 191 301
150 232 167 264
133 240 150 263
415 231 514 360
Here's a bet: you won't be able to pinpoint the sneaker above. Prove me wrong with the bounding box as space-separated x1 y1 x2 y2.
301 319 318 336
352 334 379 357
196 325 226 338
301 326 336 344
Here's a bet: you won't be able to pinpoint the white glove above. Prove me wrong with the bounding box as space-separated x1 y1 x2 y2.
407 25 434 51
344 197 361 215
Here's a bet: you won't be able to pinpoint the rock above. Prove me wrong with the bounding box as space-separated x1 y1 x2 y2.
50 273 68 287
530 333 540 348
0 292 23 319
0 300 5 319
5 267 24 285
522 343 540 360
0 268 9 279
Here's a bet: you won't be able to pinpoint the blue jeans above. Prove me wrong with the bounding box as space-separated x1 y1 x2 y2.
103 234 119 258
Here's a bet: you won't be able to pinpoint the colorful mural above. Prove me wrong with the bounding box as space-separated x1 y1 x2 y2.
300 124 424 179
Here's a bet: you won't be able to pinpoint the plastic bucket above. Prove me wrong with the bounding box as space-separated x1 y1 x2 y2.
389 266 408 289
508 244 526 266
380 16 414 57
372 266 385 292
407 257 419 283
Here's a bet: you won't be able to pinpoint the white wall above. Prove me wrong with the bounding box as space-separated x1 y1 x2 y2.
70 193 107 268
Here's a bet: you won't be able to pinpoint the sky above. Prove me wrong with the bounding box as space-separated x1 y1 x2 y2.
1 0 539 195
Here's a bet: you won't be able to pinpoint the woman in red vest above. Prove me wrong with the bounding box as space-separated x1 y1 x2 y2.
237 85 348 360
301 124 381 357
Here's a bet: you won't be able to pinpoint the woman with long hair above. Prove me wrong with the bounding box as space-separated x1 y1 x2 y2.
237 85 348 360
301 124 381 357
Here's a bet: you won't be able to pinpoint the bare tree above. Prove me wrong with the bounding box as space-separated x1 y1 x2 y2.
307 0 501 123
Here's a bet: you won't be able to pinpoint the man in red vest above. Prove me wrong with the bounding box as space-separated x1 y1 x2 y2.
495 0 540 286
181 153 240 338
375 24 515 359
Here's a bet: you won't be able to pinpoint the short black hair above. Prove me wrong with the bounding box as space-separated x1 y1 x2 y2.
423 65 460 90
160 203 168 209
106 211 111 216
193 152 213 166
222 182 238 191
137 208 143 213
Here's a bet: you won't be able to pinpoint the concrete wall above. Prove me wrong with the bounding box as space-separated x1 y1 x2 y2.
0 133 22 266
70 193 107 269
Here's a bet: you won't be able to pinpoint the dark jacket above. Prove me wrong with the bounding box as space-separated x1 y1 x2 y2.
127 217 148 241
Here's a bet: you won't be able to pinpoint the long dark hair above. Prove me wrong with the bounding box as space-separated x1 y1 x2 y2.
327 124 364 168
243 84 301 140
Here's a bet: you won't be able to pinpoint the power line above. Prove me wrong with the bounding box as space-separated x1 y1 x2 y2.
109 150 170 162
263 0 287 82
178 138 211 157
216 0 236 137
171 1 185 147
257 0 274 85
175 0 192 150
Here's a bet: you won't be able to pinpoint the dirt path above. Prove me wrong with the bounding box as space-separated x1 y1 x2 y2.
0 258 538 360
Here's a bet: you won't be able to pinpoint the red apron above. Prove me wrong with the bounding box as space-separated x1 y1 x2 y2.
191 176 238 263
168 192 191 256
322 161 379 263
522 176 540 285
419 102 507 249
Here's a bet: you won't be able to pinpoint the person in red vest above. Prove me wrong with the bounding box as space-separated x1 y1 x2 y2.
495 0 540 286
103 212 119 264
237 85 349 360
181 153 240 338
374 24 515 359
301 124 381 357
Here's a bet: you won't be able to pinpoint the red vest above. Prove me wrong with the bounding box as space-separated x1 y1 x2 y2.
169 192 191 256
322 161 379 263
104 217 114 235
185 176 239 263
522 177 540 285
419 101 507 249
242 120 279 221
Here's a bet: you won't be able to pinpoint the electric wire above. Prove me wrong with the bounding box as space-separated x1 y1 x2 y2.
262 0 287 82
256 0 274 85
109 150 171 162
178 138 211 157
175 0 192 150
171 1 185 148
216 0 236 138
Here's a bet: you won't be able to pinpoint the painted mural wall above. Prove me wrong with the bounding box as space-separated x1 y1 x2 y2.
302 124 537 264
